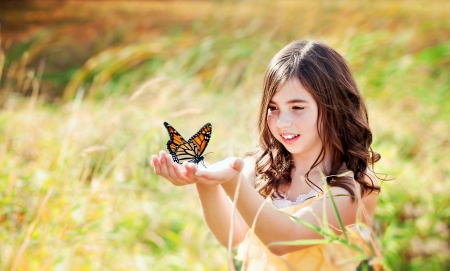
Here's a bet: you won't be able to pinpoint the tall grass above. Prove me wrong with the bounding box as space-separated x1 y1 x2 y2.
0 1 449 270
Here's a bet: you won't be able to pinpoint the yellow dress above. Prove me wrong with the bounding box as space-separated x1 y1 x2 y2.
235 195 366 271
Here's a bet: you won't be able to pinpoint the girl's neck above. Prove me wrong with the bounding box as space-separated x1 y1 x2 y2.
290 151 332 177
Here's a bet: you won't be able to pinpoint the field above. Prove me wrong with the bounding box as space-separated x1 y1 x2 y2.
0 1 449 270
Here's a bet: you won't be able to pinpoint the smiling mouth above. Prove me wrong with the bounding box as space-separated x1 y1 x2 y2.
281 134 300 139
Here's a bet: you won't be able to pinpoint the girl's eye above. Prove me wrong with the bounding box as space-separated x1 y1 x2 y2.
268 105 278 111
293 106 305 110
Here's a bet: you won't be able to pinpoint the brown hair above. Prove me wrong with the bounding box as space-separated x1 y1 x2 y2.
251 40 381 200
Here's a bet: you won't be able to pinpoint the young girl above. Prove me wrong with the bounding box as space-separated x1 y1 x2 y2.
151 40 381 271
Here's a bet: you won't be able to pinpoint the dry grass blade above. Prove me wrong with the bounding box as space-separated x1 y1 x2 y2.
227 174 242 271
9 187 54 271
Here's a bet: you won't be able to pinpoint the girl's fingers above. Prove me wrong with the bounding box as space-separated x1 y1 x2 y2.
195 166 226 181
150 155 161 174
150 151 202 186
184 163 198 177
162 153 183 184
152 151 240 186
177 162 201 184
158 152 172 178
172 163 189 182
159 152 184 185
164 153 198 185
194 157 245 184
194 169 210 178
158 150 167 159
231 157 245 171
171 162 192 183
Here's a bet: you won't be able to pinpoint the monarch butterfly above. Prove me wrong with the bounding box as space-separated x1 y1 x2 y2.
163 122 212 167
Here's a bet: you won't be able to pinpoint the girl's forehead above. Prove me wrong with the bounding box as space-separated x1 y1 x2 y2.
271 78 314 102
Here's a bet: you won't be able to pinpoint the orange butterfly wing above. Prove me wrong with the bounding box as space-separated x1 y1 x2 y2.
188 123 212 154
163 122 212 165
164 122 187 153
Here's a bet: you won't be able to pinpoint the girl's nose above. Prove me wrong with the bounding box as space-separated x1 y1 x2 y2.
276 111 292 128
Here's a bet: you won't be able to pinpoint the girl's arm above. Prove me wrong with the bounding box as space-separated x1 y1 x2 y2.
196 157 377 256
195 183 249 247
150 151 250 247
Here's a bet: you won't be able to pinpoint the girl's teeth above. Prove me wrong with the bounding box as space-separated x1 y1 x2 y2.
283 135 298 139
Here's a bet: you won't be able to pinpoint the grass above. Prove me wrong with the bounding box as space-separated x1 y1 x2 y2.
0 0 450 270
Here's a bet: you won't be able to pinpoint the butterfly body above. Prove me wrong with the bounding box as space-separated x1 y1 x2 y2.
164 122 212 166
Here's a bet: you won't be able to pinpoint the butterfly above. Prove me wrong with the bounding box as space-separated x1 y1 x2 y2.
163 122 212 167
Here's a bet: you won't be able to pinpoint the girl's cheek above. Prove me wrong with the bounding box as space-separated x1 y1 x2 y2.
266 117 278 138
267 115 277 127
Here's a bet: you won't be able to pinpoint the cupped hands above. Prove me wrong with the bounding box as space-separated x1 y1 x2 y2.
150 151 245 186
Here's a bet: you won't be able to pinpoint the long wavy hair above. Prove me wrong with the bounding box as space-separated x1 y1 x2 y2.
251 40 381 200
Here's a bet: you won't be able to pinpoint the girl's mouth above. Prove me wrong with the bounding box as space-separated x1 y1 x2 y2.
280 134 300 144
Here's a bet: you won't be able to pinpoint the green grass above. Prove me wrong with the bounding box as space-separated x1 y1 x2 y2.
0 1 449 270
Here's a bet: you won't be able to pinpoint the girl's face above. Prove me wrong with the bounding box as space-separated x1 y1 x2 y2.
267 77 322 160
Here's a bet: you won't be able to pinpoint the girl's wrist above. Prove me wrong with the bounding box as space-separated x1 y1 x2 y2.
220 175 241 196
196 182 220 192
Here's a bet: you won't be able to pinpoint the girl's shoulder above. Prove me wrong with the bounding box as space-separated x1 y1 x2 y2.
242 156 257 185
341 166 379 191
363 168 380 197
360 168 379 222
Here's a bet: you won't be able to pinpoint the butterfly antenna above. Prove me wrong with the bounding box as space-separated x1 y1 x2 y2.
200 160 207 169
202 152 213 168
203 152 213 157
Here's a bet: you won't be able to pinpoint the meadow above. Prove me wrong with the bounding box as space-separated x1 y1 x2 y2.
0 1 449 270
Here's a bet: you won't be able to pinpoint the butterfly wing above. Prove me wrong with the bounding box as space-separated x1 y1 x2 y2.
173 141 201 164
164 122 187 160
163 122 212 165
187 123 212 156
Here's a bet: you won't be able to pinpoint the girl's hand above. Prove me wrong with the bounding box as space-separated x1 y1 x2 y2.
150 151 202 186
151 151 244 186
195 157 245 185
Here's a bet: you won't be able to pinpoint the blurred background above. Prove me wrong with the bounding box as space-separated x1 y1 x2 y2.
0 0 449 270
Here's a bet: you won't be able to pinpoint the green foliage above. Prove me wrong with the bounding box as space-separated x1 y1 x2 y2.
1 0 449 270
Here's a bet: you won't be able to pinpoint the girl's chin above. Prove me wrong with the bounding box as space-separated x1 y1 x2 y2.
285 147 301 155
281 144 301 154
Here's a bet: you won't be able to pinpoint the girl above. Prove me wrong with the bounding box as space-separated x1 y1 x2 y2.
151 40 381 271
